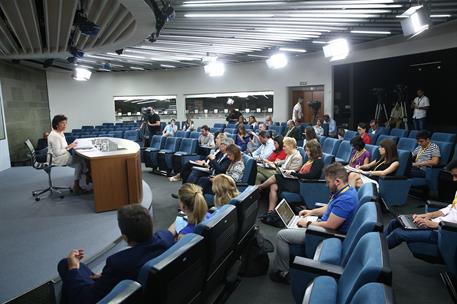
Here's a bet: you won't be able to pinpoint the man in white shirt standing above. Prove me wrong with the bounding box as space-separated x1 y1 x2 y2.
411 88 430 130
292 97 303 123
384 160 457 249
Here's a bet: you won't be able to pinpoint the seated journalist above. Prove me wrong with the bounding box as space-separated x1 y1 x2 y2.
57 204 174 304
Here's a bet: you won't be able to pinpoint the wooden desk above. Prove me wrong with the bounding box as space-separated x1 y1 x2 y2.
75 138 143 212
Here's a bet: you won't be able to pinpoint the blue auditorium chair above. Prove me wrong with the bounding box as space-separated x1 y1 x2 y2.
175 130 190 138
171 138 198 174
407 220 457 277
157 137 182 173
322 138 341 155
190 131 201 139
214 123 226 129
269 125 285 136
297 147 306 161
365 144 380 161
410 141 453 194
408 130 419 139
65 135 76 144
335 140 352 164
369 127 388 144
102 123 114 127
431 132 456 143
397 137 417 152
160 121 166 131
223 128 237 134
144 135 166 168
376 134 398 145
226 133 237 142
194 205 239 293
322 123 330 136
111 130 123 138
210 127 223 135
137 233 207 304
279 153 334 208
123 130 139 141
97 280 141 304
343 130 357 141
290 203 383 302
81 125 94 131
389 128 408 138
351 283 394 304
293 232 392 304
378 149 412 207
227 123 237 129
237 154 257 191
317 135 326 146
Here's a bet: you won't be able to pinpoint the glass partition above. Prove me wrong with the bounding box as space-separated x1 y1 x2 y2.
114 95 177 123
185 91 274 120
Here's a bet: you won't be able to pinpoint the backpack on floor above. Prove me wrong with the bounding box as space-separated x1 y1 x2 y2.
239 226 274 277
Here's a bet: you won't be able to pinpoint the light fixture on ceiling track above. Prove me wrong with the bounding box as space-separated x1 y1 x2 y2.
399 4 430 38
323 38 350 61
266 53 288 69
72 67 92 81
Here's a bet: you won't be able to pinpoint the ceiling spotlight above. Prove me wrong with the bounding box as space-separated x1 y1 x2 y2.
204 60 225 77
323 38 349 61
115 49 124 55
74 9 101 36
279 47 307 53
72 67 92 81
69 46 84 58
266 53 288 69
43 59 54 68
400 6 430 38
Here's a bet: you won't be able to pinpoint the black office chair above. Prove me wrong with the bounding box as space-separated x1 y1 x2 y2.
24 139 72 201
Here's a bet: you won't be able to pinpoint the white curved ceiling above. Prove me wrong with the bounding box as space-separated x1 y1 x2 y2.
1 0 456 72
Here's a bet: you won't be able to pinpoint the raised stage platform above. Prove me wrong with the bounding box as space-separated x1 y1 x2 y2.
0 166 153 303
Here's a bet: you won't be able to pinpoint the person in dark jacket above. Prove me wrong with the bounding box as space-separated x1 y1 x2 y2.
259 140 324 225
57 204 174 304
284 120 298 139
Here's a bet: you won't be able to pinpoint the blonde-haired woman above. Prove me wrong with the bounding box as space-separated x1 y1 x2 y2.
212 174 240 208
168 183 212 239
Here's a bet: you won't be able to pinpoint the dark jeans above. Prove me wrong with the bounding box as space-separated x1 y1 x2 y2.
413 118 426 130
58 259 94 304
410 168 426 178
384 219 438 249
186 169 210 184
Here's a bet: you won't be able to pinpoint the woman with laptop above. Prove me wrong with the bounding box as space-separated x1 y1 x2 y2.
348 138 399 189
256 136 298 184
259 140 323 226
384 160 457 249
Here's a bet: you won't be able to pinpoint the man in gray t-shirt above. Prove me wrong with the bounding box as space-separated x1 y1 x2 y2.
410 130 440 178
198 125 215 148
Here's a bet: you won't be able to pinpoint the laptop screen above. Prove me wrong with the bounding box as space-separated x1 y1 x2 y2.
275 199 295 225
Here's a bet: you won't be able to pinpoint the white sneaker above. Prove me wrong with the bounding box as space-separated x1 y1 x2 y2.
169 175 181 182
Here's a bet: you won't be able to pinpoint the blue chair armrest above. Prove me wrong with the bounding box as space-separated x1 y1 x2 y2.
426 200 448 212
291 256 343 278
96 280 141 304
438 221 457 274
301 276 337 304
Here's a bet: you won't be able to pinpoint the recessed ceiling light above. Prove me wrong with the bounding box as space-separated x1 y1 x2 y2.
312 41 328 44
350 30 391 34
185 13 274 18
130 66 145 70
160 64 176 68
430 14 451 18
279 47 307 53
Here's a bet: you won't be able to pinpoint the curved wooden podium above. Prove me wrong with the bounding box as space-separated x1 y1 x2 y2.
75 138 142 212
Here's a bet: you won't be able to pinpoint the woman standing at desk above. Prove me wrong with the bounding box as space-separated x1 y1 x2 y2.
47 114 89 193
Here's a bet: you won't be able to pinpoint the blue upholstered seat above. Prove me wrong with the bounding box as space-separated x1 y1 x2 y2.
343 130 357 141
166 138 198 174
137 233 207 304
389 128 408 138
431 132 456 143
123 130 139 141
351 283 394 304
237 155 257 192
322 138 341 155
335 140 351 164
144 136 166 168
157 137 182 172
365 144 380 161
295 232 392 304
223 128 237 134
397 137 417 152
190 131 201 139
290 203 383 302
97 280 141 304
376 134 398 145
175 130 190 138
213 123 226 129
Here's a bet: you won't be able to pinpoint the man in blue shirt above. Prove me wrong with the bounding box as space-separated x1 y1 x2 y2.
57 204 174 304
270 163 358 284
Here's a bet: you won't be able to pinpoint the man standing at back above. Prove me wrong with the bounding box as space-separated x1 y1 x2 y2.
411 88 430 130
57 204 174 304
292 97 303 123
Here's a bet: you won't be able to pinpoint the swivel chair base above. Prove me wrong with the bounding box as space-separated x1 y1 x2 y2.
32 170 72 201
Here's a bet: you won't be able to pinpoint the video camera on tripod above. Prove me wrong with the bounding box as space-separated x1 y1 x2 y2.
372 88 389 123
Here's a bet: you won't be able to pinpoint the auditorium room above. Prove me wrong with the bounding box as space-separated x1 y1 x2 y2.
1 0 457 303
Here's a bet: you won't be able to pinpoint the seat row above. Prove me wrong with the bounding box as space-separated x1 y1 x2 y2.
97 186 261 304
343 127 456 144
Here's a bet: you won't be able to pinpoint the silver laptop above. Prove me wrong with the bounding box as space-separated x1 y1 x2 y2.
397 214 428 230
275 199 318 228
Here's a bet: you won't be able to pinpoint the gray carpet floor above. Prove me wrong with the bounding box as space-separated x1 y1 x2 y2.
0 166 152 303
